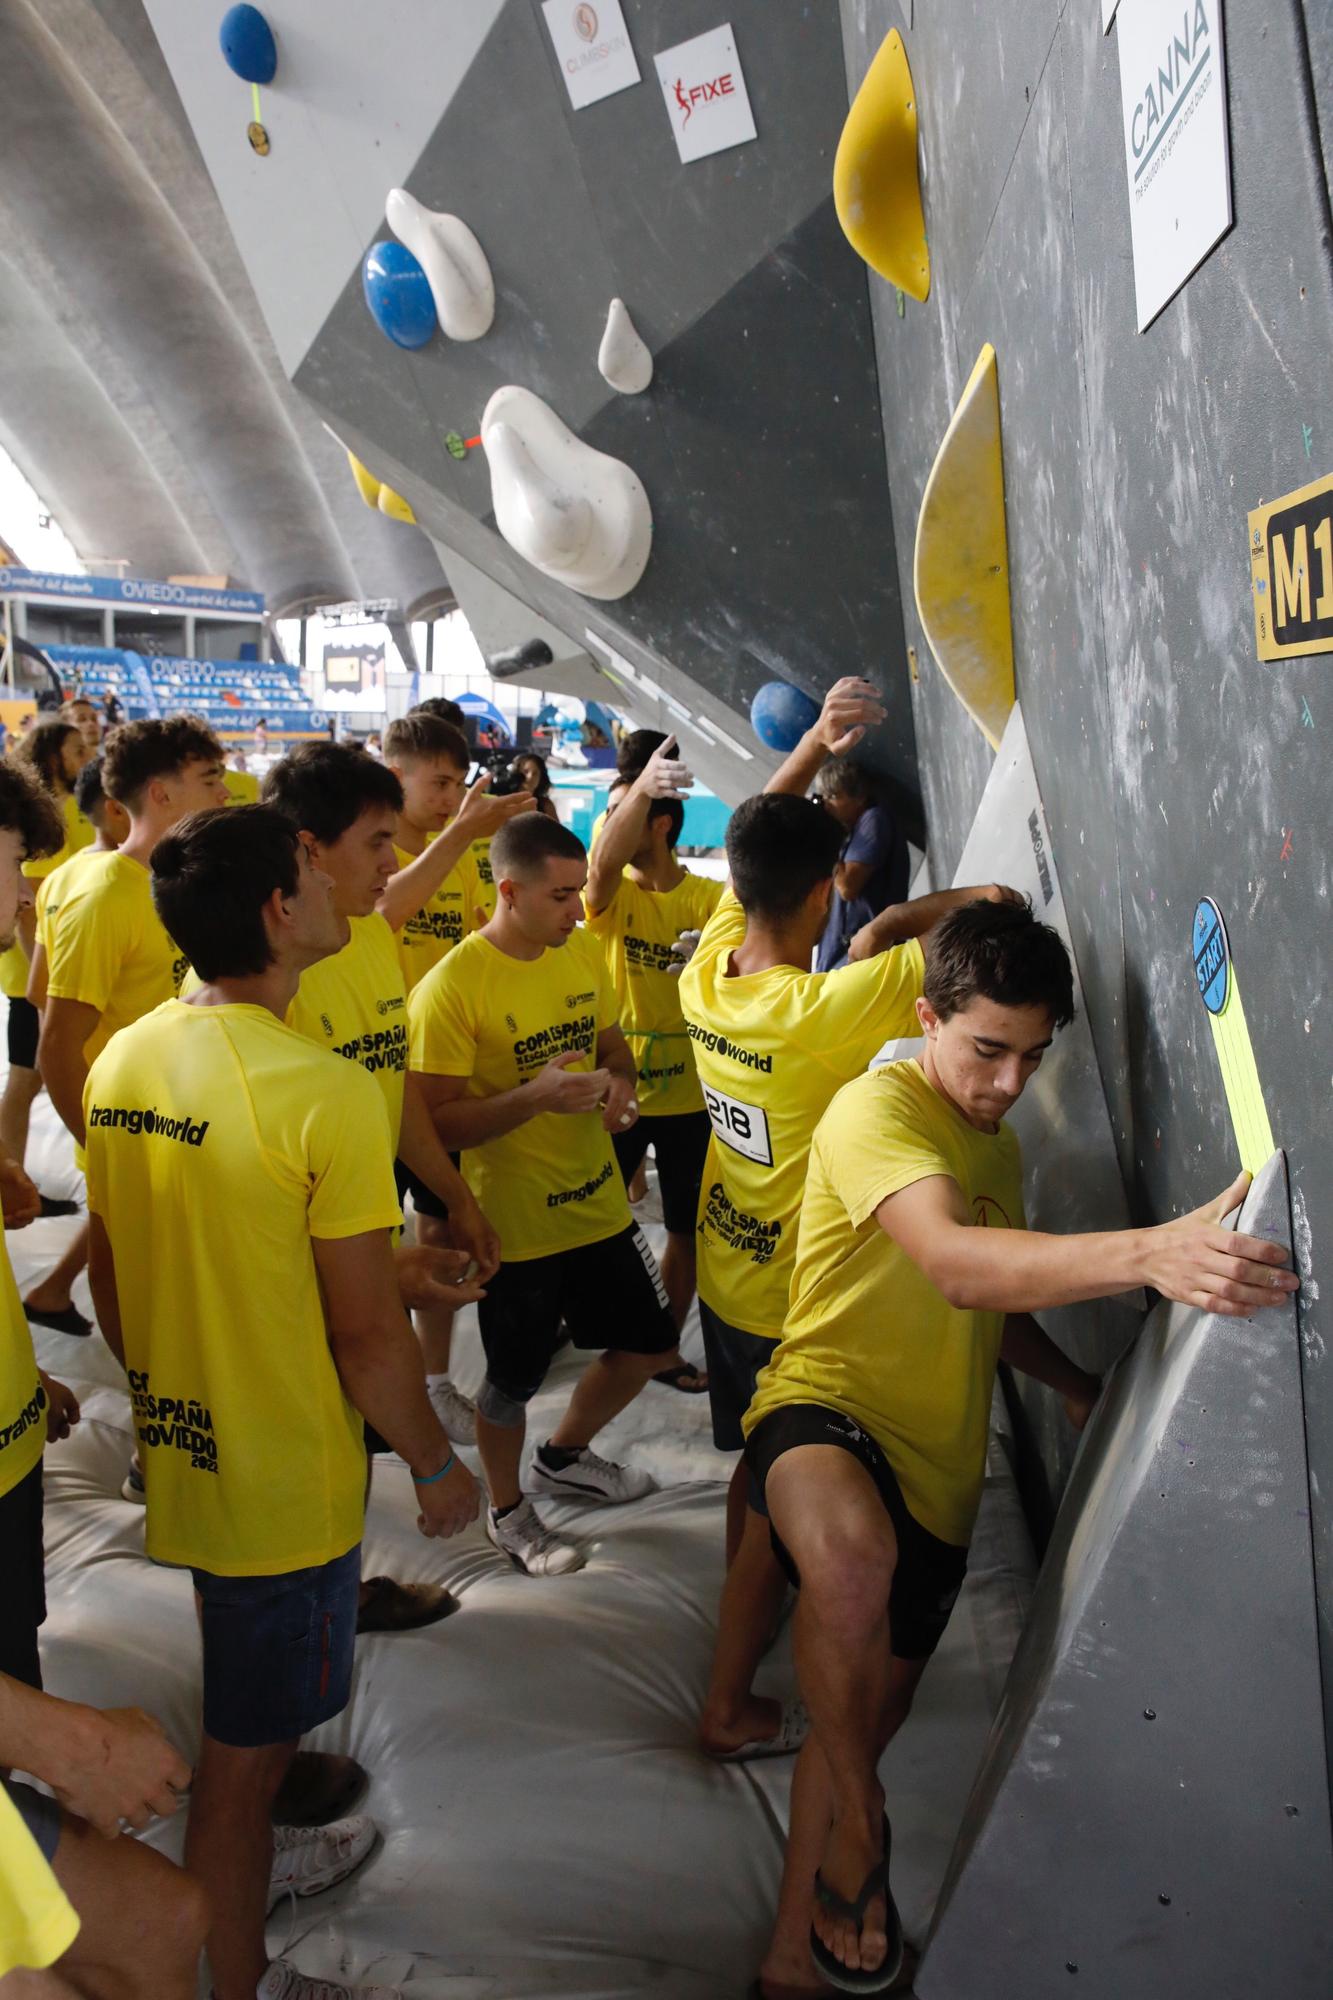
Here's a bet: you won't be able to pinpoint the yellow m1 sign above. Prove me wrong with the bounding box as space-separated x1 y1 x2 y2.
1248 470 1333 661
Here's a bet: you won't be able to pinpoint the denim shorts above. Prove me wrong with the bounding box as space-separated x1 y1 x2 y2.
191 1542 361 1748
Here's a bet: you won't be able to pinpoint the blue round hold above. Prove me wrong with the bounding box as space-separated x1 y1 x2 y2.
218 5 277 84
750 681 820 753
362 241 437 350
1191 896 1231 1016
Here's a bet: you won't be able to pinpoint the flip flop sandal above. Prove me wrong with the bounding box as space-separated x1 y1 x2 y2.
24 1302 93 1338
271 1751 369 1828
652 1363 710 1393
809 1814 903 1994
355 1576 459 1633
38 1195 81 1218
715 1697 810 1762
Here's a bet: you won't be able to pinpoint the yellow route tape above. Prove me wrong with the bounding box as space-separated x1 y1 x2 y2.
1206 968 1275 1176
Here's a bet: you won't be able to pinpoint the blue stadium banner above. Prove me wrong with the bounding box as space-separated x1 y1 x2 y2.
0 570 265 617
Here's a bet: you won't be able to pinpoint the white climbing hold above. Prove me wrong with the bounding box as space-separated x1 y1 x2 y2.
598 298 653 394
385 187 494 342
481 385 652 600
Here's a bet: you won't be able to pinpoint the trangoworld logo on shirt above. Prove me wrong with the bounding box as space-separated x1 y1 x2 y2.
332 1023 407 1074
88 1104 210 1146
686 1023 773 1073
0 1378 46 1455
126 1368 219 1475
623 934 679 974
514 1012 596 1080
701 1181 781 1263
546 1158 615 1208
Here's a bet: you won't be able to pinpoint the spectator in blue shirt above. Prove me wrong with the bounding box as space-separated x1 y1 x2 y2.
812 757 909 971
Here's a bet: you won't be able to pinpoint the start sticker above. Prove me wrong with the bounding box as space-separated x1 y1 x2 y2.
1192 897 1230 1015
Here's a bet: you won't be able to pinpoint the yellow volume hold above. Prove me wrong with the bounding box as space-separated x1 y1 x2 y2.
913 343 1016 751
346 450 416 526
834 28 930 301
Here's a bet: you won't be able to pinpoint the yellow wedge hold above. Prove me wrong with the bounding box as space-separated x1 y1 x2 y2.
347 450 416 525
834 28 930 301
913 343 1015 751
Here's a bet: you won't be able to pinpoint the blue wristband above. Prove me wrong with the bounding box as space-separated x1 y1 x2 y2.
412 1450 455 1485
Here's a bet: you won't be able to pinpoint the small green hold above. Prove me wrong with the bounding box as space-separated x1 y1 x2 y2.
897 291 905 318
445 431 467 461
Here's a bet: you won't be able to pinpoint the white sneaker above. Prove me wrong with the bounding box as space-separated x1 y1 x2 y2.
266 1816 377 1913
486 1499 584 1576
258 1957 400 2000
528 1445 656 1505
427 1376 477 1446
121 1454 145 1504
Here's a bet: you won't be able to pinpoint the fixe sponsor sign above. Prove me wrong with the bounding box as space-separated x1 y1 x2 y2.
654 22 757 165
1116 0 1232 331
1248 470 1333 661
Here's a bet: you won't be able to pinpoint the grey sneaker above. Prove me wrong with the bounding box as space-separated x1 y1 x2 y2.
257 1958 400 2000
266 1815 377 1913
486 1499 584 1576
426 1376 477 1446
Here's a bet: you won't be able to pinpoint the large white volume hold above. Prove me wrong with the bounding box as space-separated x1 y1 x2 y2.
481 385 652 600
598 298 653 394
385 187 494 341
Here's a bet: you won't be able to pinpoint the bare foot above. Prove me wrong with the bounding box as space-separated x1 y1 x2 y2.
813 1810 890 1980
697 1691 782 1756
24 1282 73 1313
754 1937 917 1999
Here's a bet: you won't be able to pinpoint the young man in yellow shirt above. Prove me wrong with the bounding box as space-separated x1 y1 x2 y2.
410 812 679 1576
743 902 1300 1998
585 733 722 1362
39 716 229 1165
262 744 530 1487
86 804 480 2000
0 759 204 2000
407 698 500 920
678 679 1013 1764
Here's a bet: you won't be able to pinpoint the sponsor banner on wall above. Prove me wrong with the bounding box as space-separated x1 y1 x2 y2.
542 0 640 111
1117 0 1233 330
654 22 757 165
0 568 264 616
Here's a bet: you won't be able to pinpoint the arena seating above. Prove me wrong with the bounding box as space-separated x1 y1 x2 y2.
44 645 326 736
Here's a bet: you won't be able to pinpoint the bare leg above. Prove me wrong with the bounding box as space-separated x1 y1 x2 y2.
549 1348 662 1450
698 1496 789 1753
765 1447 900 1984
184 1734 295 2000
24 1224 90 1317
475 1410 526 1511
411 1211 456 1376
0 1065 42 1167
659 1231 696 1331
50 1809 209 2000
0 1973 83 1999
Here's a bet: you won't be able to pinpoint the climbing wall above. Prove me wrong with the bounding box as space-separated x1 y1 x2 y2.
841 0 1333 1779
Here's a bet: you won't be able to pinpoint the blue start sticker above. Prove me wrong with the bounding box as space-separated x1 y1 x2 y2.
1192 897 1231 1016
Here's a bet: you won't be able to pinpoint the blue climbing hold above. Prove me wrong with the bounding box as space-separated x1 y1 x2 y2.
362 241 437 350
219 5 277 85
750 681 820 753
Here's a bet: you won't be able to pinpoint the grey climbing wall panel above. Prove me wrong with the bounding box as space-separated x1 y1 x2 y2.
918 1153 1333 1999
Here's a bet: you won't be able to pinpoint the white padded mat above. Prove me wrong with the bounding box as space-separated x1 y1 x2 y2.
10 1061 1033 1998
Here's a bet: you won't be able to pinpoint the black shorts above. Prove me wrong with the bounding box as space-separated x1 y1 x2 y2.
613 1109 711 1236
744 1403 969 1661
393 1154 455 1225
7 995 38 1070
477 1223 677 1415
699 1300 778 1454
4 1778 61 1862
0 1460 46 1688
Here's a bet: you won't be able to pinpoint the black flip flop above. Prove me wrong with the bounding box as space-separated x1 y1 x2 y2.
809 1814 903 1993
24 1302 93 1339
652 1363 709 1394
38 1195 81 1219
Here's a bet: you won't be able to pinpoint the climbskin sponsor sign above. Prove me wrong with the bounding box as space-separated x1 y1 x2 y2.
542 0 641 111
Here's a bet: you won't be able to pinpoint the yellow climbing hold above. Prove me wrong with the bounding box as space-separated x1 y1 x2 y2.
346 450 416 525
913 343 1015 751
834 28 930 302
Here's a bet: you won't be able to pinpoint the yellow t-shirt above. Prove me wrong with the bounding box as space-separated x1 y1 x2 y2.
745 1060 1026 1547
0 794 94 999
0 1782 79 1977
0 1228 45 1503
392 840 478 993
84 1000 401 1576
678 889 926 1337
45 851 189 1067
286 913 409 1144
585 869 724 1115
468 836 497 919
223 768 261 804
408 927 628 1260
35 844 107 962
